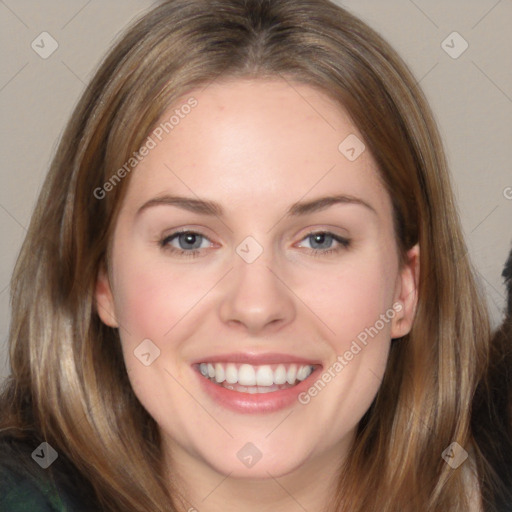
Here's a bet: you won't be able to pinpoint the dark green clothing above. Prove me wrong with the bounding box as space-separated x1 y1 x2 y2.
0 435 98 511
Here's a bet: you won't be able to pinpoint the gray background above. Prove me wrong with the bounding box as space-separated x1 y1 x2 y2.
1 0 511 383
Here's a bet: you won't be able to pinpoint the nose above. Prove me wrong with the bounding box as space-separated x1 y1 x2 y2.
218 247 296 335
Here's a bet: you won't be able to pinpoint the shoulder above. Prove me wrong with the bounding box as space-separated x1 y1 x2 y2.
0 433 99 512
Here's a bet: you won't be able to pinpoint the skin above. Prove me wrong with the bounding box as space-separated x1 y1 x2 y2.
95 78 419 512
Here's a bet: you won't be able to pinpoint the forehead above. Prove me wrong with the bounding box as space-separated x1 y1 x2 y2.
121 78 391 220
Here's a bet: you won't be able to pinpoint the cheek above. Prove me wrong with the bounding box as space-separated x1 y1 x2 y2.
305 254 397 346
112 252 209 342
297 260 396 435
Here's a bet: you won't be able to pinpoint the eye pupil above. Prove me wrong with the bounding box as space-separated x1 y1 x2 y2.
179 232 202 250
310 233 332 249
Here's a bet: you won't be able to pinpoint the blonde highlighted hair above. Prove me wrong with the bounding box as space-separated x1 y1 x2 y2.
1 0 495 510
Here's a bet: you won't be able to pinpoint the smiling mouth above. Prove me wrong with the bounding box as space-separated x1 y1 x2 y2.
194 362 321 394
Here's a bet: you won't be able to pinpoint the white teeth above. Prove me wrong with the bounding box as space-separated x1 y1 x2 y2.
214 363 225 383
296 365 310 381
286 364 297 385
198 362 315 387
225 363 238 384
238 364 256 386
274 364 287 385
256 365 274 386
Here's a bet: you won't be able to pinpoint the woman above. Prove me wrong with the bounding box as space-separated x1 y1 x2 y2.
0 0 504 510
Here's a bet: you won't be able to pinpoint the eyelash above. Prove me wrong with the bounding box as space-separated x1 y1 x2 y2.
159 229 351 259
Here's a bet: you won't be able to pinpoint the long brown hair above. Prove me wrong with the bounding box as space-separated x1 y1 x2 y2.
0 0 495 510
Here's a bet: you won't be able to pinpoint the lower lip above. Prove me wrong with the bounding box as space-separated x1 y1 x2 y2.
193 367 321 414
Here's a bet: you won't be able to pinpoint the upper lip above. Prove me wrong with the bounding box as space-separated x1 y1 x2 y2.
190 352 323 367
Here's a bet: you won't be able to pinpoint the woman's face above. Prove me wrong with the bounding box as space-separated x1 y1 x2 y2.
96 78 419 482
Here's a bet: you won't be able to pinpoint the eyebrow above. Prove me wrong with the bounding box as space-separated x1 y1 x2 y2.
136 194 377 218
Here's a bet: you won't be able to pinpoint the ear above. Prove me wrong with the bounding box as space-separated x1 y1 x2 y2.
94 263 119 328
391 243 420 339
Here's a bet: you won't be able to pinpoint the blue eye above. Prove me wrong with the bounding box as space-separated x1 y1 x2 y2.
159 230 351 258
160 231 210 258
298 232 351 256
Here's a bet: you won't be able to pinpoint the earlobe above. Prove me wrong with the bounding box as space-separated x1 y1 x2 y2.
391 243 420 339
94 263 119 328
